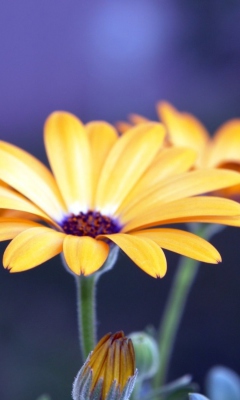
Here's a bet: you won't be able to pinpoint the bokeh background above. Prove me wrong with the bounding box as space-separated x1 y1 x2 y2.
1 1 240 399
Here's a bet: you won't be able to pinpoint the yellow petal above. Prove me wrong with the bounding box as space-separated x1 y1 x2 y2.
103 345 115 398
157 101 209 167
208 119 240 167
152 147 197 178
135 147 197 193
183 216 240 227
112 342 121 387
115 121 133 134
0 185 55 224
124 196 240 231
134 228 221 263
0 209 39 219
0 141 65 220
101 233 167 278
85 121 118 207
121 169 240 222
63 235 109 275
0 218 43 241
44 112 92 213
96 123 165 215
3 227 64 272
116 147 196 216
128 113 150 125
119 341 129 389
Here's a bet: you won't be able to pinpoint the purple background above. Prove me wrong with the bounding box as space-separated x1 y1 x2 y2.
1 1 240 399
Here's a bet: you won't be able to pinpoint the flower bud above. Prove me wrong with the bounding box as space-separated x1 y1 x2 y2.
129 332 159 381
72 331 137 400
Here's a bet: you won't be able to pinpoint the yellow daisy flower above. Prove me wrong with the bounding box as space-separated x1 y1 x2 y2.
158 102 240 200
1 112 240 277
117 102 240 200
158 101 240 169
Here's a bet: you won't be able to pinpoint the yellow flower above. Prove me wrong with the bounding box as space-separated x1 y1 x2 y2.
72 331 137 400
117 102 240 200
1 112 240 277
158 101 240 168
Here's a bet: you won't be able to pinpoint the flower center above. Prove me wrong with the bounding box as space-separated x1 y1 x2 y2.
61 211 121 238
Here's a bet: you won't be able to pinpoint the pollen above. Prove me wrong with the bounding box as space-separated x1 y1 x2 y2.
61 210 121 238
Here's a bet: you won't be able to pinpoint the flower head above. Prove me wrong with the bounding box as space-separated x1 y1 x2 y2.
117 102 240 201
158 101 240 200
158 101 240 169
72 332 137 400
1 112 240 277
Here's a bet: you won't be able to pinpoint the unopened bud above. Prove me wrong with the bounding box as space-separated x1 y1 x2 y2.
72 331 138 400
129 332 159 381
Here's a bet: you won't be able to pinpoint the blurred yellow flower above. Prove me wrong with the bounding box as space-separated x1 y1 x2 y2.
72 331 137 400
158 101 240 199
158 101 240 168
1 112 240 277
117 102 240 200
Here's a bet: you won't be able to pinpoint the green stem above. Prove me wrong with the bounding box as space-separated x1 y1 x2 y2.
73 246 119 362
154 224 216 388
75 275 97 361
154 256 200 388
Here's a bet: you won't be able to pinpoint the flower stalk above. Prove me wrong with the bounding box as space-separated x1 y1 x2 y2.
154 224 223 388
154 255 200 388
76 275 97 361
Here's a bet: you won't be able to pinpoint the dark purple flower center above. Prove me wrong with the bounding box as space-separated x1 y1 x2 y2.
61 211 121 238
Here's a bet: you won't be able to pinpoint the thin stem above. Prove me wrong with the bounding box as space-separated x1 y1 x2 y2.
73 246 119 362
154 256 200 388
75 275 97 361
154 224 216 388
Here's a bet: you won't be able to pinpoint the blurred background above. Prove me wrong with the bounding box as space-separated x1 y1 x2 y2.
1 0 240 399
